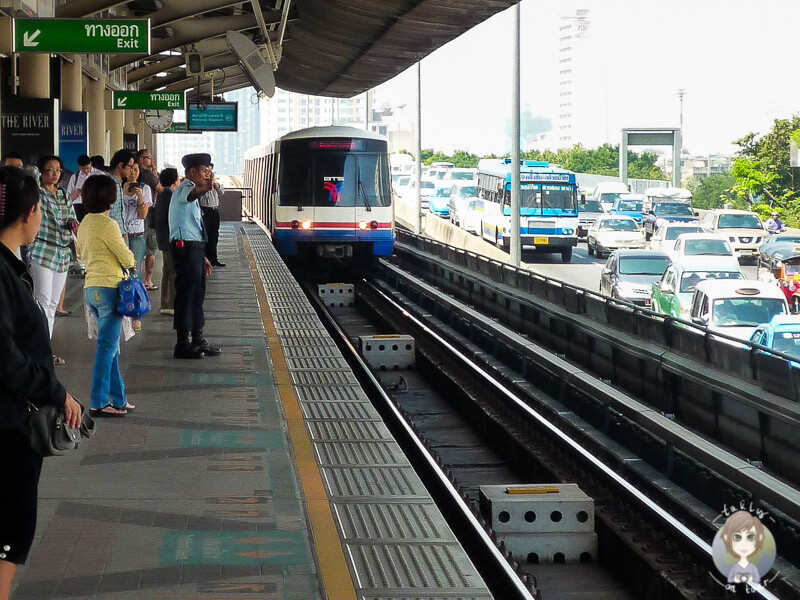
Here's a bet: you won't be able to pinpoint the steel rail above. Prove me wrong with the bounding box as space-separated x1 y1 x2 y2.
304 283 538 600
364 277 781 600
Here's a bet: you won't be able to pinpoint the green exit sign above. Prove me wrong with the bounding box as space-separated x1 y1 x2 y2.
112 91 185 110
13 18 150 54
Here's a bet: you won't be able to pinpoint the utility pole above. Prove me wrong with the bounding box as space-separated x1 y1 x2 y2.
415 61 422 235
510 2 521 267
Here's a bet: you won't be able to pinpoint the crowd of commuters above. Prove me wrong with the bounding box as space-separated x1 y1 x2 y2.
0 148 224 596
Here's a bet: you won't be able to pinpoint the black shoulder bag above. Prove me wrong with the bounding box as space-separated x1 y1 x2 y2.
27 400 96 457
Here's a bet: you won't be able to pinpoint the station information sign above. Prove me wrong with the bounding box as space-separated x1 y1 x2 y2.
187 103 238 132
112 91 184 110
13 18 151 54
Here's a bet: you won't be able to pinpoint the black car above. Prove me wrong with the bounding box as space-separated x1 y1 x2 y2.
599 249 672 306
642 201 697 239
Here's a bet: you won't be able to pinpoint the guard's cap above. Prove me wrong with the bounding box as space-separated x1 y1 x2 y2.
772 211 779 216
181 153 212 169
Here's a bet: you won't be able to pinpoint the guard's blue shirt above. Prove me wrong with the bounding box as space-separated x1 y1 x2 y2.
168 179 205 242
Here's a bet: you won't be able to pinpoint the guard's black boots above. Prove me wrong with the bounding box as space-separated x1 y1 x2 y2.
192 329 221 357
174 330 204 359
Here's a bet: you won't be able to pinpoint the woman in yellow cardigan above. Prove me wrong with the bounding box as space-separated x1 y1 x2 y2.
76 175 136 417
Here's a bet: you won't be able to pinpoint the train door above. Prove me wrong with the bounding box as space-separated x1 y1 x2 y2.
312 151 357 243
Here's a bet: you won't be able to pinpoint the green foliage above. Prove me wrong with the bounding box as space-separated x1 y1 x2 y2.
685 173 742 210
729 116 800 226
517 144 667 180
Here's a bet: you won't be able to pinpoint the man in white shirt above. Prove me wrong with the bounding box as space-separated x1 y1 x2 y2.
66 155 104 222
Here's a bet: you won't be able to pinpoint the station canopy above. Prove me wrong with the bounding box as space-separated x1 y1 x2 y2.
57 0 518 98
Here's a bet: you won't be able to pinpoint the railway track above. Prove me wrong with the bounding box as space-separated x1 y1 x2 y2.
292 256 797 600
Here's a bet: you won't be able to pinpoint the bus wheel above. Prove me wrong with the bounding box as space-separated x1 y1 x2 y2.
561 247 573 263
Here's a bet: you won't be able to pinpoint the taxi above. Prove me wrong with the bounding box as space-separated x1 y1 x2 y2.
651 259 746 319
749 315 800 360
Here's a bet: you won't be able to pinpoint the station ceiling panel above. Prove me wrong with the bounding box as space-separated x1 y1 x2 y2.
55 0 518 97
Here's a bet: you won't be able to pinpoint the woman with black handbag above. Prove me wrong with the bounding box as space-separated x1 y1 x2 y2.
76 175 137 418
0 166 81 599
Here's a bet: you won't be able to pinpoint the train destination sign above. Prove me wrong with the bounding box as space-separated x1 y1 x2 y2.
112 91 184 111
13 19 151 54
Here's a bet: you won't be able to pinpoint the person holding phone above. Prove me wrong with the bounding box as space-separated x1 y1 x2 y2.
66 155 103 222
122 163 152 331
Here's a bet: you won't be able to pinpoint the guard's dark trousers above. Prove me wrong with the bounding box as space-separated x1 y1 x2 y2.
172 243 206 335
201 206 221 265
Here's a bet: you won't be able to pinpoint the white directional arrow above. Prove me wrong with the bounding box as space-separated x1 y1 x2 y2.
117 97 128 108
23 30 41 47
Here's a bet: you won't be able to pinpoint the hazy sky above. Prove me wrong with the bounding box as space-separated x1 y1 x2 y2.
372 0 800 157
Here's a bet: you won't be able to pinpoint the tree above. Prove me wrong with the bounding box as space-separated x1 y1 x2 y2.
686 173 741 210
729 116 800 225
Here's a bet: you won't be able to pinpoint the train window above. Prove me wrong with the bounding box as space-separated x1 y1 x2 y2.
278 150 309 206
356 154 391 207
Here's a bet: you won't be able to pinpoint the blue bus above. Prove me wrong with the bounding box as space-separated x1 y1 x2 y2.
474 159 579 262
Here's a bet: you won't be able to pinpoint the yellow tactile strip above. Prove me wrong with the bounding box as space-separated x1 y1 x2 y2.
243 234 358 600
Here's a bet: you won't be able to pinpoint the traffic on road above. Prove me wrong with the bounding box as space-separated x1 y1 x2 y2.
393 160 800 356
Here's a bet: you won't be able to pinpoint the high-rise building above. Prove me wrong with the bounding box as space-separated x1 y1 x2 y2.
261 89 370 143
556 9 607 149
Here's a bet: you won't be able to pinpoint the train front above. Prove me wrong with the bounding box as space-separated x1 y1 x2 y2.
273 129 395 261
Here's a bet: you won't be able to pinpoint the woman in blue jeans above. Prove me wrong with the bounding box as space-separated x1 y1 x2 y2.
122 162 151 331
75 175 136 417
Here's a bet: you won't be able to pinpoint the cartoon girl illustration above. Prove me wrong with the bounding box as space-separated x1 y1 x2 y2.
720 511 764 584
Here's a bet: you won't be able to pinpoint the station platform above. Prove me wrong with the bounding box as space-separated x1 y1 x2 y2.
11 223 491 600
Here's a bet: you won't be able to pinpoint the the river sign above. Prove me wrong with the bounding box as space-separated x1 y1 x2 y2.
112 91 185 111
13 19 150 54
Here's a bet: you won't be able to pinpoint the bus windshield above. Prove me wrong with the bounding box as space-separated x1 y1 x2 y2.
519 183 577 214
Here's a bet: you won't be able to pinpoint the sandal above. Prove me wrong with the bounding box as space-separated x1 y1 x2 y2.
144 284 158 291
53 355 66 366
123 403 136 412
90 406 127 417
55 309 72 316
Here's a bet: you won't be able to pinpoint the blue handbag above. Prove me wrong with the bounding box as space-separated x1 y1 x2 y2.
117 269 151 318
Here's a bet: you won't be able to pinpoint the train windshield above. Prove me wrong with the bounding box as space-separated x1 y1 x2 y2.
278 139 391 207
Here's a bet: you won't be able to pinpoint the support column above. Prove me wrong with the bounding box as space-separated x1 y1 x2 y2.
672 129 682 188
123 110 137 134
106 90 124 156
60 56 82 111
19 54 50 99
85 76 106 159
414 62 422 236
619 129 628 185
509 2 521 267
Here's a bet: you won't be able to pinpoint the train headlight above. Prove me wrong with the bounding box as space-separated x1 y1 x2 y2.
291 220 300 229
370 221 379 230
301 220 312 230
358 221 368 230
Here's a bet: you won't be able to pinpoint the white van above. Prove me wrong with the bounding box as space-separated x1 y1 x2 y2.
689 280 789 340
591 181 630 212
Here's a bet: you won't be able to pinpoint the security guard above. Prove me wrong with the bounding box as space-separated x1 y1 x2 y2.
168 153 221 359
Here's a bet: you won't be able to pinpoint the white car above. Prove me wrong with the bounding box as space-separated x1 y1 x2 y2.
442 168 477 182
648 223 704 252
587 215 645 258
699 209 768 261
448 182 479 230
689 279 789 341
669 233 738 267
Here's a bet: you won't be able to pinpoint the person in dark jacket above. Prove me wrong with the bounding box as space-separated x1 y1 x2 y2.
155 168 179 314
0 166 81 599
